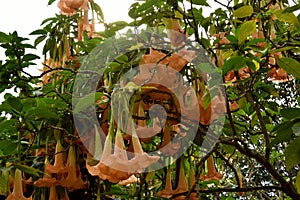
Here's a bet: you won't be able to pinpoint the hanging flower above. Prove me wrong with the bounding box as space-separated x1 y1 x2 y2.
58 0 89 16
173 158 188 195
46 133 67 176
6 169 32 200
49 186 59 200
86 121 132 183
34 159 60 188
156 167 173 198
159 123 181 156
60 145 87 191
200 156 223 181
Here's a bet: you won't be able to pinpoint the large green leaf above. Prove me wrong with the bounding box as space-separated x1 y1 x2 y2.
277 57 300 79
0 32 10 43
285 136 300 170
14 164 42 177
281 108 300 120
191 0 210 6
222 56 247 75
7 96 23 113
238 20 256 45
91 1 104 21
136 1 156 13
275 11 300 27
0 140 18 155
73 92 104 114
233 5 253 18
271 121 294 145
0 119 18 133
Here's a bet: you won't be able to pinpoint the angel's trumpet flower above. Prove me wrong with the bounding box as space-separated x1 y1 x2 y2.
156 167 173 198
159 123 181 155
58 0 89 16
6 169 32 200
133 102 161 142
100 126 132 182
86 120 132 183
130 122 160 173
187 165 200 200
33 158 60 188
60 145 87 191
173 158 188 194
46 131 66 176
49 186 58 200
200 156 223 181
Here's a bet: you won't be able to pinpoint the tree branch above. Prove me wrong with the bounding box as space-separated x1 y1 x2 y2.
220 137 300 200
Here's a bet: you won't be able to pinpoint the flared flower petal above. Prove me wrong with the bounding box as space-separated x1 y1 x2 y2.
6 169 32 200
200 156 223 181
60 146 87 191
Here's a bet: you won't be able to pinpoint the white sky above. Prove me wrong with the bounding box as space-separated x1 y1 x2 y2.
0 0 134 100
0 0 134 70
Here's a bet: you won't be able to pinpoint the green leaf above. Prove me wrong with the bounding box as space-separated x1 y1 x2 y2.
0 119 18 133
0 32 10 43
238 20 256 45
277 57 300 79
128 3 140 19
7 96 23 113
115 54 128 63
226 35 238 43
73 92 104 114
293 122 300 137
22 54 40 62
0 140 18 155
222 56 247 75
233 5 253 18
48 0 56 5
108 21 128 32
30 29 47 35
285 136 300 170
136 1 156 13
91 2 104 21
281 108 300 120
191 0 210 6
14 164 41 177
275 11 300 26
271 122 293 146
34 35 47 46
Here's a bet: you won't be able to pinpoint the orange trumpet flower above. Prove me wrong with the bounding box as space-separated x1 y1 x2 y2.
60 145 87 191
6 169 32 200
200 156 223 181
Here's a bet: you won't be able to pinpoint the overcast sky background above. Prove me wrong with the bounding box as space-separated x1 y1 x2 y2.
0 0 134 71
0 0 135 100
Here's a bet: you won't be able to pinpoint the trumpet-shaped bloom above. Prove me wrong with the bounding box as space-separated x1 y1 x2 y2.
200 156 223 181
34 159 60 188
46 139 67 175
58 0 89 16
6 169 32 200
156 167 173 198
60 145 87 191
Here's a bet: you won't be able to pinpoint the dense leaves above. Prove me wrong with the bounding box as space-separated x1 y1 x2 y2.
0 0 300 199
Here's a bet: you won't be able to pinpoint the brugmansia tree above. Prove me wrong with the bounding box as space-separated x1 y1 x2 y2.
0 0 300 199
